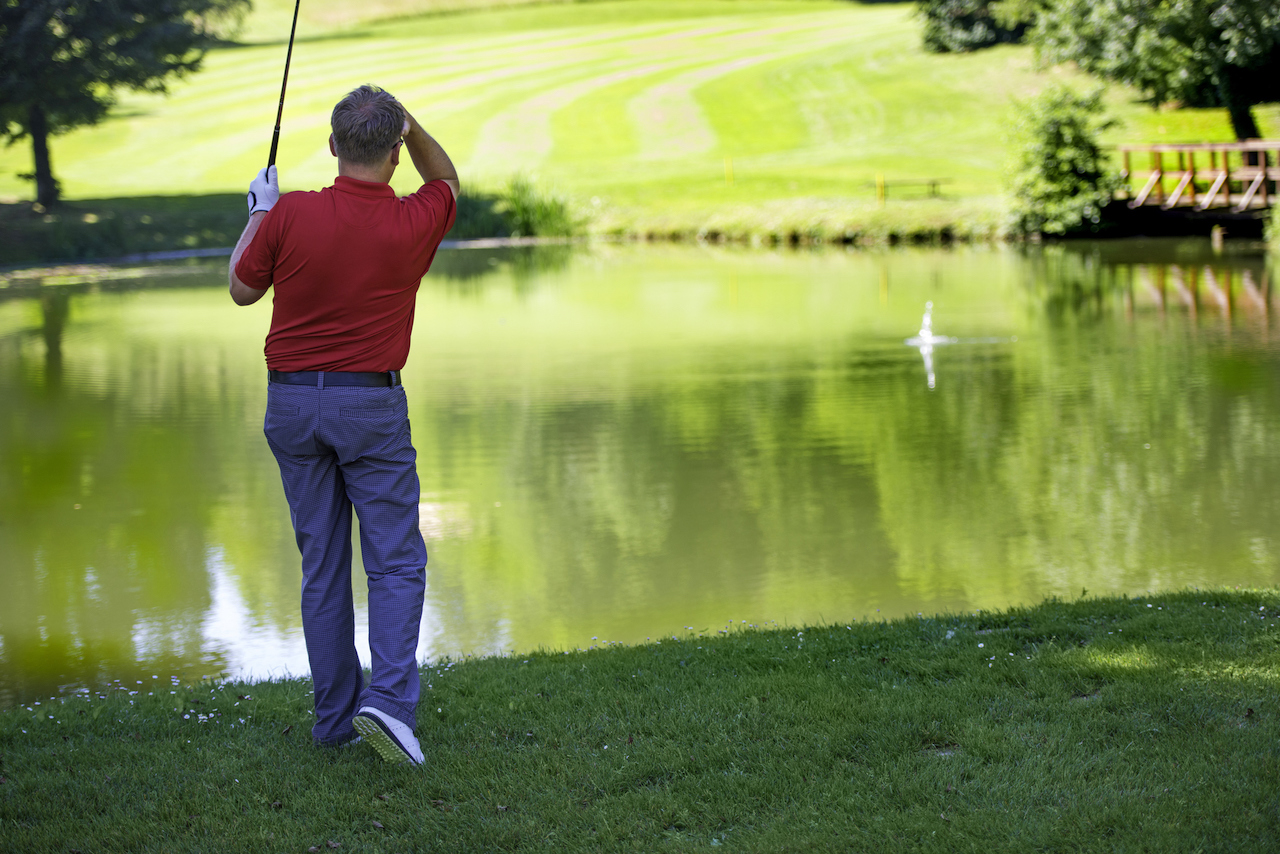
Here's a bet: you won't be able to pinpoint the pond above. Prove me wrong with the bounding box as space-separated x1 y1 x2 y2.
2 239 1278 705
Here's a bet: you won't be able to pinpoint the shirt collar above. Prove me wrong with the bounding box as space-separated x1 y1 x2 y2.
332 175 396 198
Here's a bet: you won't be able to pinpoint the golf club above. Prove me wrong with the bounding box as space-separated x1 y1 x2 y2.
267 0 302 168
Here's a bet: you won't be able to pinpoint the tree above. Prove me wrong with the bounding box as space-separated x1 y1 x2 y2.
917 0 1030 53
0 0 249 208
1030 0 1280 141
1007 86 1122 235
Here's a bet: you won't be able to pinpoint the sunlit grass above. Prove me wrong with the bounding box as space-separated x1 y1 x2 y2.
1 0 1269 250
1 589 1276 851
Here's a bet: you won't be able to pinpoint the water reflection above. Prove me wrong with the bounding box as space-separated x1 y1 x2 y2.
1024 239 1273 325
1 240 1277 705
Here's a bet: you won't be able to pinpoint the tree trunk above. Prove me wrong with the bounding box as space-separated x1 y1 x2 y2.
1217 68 1259 138
28 104 60 208
1226 99 1261 142
1217 72 1261 167
41 292 69 389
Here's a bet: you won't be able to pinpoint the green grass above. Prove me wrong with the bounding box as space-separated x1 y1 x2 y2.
2 589 1277 852
0 196 248 266
0 187 557 266
3 0 1274 253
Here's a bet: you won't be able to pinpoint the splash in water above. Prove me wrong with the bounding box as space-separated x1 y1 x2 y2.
918 301 934 341
904 302 956 389
904 302 1014 389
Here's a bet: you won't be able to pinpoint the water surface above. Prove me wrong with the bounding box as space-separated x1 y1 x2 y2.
2 240 1277 704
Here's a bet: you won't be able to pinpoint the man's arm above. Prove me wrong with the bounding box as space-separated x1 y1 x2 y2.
229 165 278 305
229 211 268 305
402 111 459 200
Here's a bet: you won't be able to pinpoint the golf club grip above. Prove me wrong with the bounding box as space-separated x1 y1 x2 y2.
268 0 302 168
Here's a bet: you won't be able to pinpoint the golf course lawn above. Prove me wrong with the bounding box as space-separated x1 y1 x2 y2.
0 0 1274 238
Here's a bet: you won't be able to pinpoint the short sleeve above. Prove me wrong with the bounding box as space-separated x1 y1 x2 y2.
233 205 282 291
407 180 458 241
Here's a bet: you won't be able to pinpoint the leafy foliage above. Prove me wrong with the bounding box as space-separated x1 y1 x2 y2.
917 0 1030 53
1007 87 1122 235
1030 0 1280 140
500 176 579 237
0 0 249 205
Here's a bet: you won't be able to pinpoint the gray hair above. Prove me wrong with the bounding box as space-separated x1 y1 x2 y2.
330 85 405 166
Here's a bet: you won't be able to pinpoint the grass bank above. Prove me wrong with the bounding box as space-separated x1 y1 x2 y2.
0 191 986 268
2 589 1276 852
3 0 1273 256
0 183 572 267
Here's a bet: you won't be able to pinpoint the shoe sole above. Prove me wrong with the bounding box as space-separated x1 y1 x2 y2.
352 714 421 766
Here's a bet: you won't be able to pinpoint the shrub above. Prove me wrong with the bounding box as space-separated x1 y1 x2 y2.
917 0 1030 53
452 188 509 240
1007 86 1122 236
500 176 578 237
452 180 583 240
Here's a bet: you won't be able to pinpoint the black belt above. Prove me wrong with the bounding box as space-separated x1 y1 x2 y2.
268 370 402 387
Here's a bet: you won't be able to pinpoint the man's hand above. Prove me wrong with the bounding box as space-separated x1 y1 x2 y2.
247 166 279 214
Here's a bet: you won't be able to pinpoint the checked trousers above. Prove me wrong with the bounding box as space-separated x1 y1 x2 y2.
264 379 427 744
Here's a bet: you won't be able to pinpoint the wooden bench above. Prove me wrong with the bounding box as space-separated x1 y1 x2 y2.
866 176 954 204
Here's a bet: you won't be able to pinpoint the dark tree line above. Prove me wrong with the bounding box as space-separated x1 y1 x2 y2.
918 0 1280 141
918 0 1028 53
0 0 249 208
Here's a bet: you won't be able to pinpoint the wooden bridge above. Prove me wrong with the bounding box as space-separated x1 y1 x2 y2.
1117 141 1280 211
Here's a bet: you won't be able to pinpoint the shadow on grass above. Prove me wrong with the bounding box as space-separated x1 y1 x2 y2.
214 30 376 50
1 190 520 267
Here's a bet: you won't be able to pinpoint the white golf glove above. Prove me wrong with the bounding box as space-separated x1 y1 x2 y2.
247 166 279 214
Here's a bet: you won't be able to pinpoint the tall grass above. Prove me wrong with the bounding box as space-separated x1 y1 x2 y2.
500 176 579 238
0 179 578 266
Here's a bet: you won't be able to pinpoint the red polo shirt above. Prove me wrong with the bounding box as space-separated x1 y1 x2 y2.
235 176 456 372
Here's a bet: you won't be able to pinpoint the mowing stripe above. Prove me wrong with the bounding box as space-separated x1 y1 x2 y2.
0 2 1131 211
465 13 860 174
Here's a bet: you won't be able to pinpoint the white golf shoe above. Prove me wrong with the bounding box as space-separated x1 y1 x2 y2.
352 706 424 766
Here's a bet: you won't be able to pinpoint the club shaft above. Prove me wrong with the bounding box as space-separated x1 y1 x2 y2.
268 0 302 168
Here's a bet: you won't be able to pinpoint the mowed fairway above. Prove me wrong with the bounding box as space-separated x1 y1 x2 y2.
0 0 1238 231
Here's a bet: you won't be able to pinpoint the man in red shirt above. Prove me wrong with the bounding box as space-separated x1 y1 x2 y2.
228 85 458 766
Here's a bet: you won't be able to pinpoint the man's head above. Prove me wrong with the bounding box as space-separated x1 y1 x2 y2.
330 85 406 167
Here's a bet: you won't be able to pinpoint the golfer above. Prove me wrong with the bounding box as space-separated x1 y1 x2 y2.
228 84 458 766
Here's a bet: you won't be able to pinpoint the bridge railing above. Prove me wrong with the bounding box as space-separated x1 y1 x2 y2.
1116 141 1280 211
